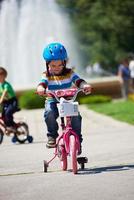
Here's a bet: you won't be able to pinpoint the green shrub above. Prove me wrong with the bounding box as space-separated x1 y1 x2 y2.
19 90 45 109
18 90 112 109
78 95 112 104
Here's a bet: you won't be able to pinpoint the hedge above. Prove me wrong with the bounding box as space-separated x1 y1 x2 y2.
19 90 45 109
78 95 112 104
18 90 112 109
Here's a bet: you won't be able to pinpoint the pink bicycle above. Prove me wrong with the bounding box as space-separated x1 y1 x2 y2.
43 88 88 174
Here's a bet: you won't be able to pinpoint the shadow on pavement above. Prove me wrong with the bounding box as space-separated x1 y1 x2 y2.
78 164 134 175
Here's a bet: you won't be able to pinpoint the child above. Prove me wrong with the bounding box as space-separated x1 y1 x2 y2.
0 67 20 132
37 43 91 153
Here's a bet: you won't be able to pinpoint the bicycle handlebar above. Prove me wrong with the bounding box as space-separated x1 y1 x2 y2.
50 88 83 102
37 88 83 103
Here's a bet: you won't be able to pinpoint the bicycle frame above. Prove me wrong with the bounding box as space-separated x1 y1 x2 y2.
0 116 21 134
56 117 80 154
43 88 82 174
0 115 33 144
0 116 8 133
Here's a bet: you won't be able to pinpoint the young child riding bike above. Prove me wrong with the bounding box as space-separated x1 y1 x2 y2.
37 42 91 153
0 67 20 133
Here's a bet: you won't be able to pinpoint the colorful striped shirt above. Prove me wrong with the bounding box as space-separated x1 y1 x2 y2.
38 69 85 101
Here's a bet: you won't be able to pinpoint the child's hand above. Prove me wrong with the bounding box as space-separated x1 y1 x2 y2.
36 85 45 96
83 84 91 94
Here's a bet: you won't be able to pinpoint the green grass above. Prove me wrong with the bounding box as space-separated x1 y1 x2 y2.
88 100 134 125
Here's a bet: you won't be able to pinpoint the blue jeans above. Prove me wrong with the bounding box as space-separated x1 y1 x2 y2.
2 97 19 126
44 101 83 143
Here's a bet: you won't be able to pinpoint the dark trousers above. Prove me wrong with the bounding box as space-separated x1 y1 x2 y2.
44 101 83 143
2 97 19 126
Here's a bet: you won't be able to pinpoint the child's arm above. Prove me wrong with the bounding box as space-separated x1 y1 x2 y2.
37 84 46 95
79 81 92 94
72 71 91 94
37 73 48 95
0 89 7 104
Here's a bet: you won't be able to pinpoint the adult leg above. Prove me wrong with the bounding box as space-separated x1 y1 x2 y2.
124 79 130 99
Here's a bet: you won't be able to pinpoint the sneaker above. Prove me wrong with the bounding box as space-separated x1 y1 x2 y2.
46 137 56 148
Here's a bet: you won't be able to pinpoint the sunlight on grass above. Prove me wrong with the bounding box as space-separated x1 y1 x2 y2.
88 100 134 125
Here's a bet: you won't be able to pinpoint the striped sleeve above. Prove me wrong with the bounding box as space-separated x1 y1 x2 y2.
38 73 48 89
71 71 86 87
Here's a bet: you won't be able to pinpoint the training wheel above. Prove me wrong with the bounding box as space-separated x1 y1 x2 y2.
27 135 33 143
44 160 48 172
11 135 17 143
77 157 88 170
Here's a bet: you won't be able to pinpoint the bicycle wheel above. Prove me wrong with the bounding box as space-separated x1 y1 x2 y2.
60 146 67 171
70 135 78 174
0 129 4 144
15 122 29 144
57 144 67 171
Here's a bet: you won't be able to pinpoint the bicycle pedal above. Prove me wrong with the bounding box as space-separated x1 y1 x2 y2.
77 157 88 164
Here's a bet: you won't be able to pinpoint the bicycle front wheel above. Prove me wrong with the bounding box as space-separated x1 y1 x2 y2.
58 144 67 171
15 122 29 143
61 146 67 171
70 135 78 174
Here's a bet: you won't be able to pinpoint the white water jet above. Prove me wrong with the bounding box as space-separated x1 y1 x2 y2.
0 0 83 89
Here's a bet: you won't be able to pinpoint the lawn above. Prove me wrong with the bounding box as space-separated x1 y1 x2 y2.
88 100 134 125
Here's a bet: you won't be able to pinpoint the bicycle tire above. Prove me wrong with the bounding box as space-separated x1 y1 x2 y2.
15 122 29 144
44 160 48 172
0 129 4 144
70 135 78 174
60 146 67 171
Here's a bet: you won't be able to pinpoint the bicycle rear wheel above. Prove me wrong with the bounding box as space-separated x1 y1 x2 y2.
70 135 78 174
58 144 67 171
0 129 4 144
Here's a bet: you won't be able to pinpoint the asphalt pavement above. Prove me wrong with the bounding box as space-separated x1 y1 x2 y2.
0 105 134 200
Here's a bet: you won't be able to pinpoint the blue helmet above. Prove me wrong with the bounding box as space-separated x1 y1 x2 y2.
43 42 68 61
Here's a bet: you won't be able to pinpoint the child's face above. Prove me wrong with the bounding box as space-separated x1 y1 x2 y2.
0 71 6 83
48 60 64 75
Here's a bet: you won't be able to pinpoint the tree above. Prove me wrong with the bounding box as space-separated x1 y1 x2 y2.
56 0 134 72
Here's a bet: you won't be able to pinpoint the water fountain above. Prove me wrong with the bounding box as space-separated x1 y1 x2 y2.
0 0 83 90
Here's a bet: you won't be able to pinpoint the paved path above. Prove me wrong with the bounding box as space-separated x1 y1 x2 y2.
0 106 134 200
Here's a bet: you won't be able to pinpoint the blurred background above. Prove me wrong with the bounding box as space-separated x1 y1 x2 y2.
0 0 134 93
0 0 83 89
